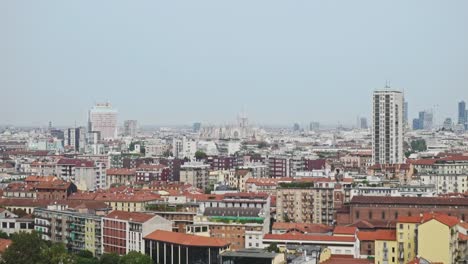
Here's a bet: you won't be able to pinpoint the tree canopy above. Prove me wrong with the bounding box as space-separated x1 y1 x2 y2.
2 231 48 264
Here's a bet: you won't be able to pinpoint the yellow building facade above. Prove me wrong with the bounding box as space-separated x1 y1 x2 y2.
418 218 459 264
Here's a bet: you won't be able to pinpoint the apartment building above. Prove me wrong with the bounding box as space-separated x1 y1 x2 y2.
276 181 337 225
102 210 172 255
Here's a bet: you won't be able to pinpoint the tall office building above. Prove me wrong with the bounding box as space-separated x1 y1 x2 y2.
123 120 138 137
459 101 466 125
88 103 118 139
372 88 404 165
193 122 202 132
360 117 368 129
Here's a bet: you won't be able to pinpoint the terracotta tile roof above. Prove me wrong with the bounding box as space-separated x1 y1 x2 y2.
0 238 12 253
185 193 225 201
25 175 57 183
321 255 373 264
333 226 357 235
144 230 230 247
348 219 396 230
351 196 468 206
105 210 155 223
295 177 333 183
272 222 332 234
398 213 460 227
67 192 98 200
358 230 397 241
407 159 437 165
439 155 468 161
263 232 356 243
459 233 468 241
374 230 396 241
106 168 136 175
35 180 72 190
0 198 54 207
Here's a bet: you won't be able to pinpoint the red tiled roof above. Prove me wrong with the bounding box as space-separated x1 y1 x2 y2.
105 210 155 223
358 230 396 241
144 230 230 247
321 255 372 264
459 233 468 241
273 222 333 234
0 238 12 253
351 196 468 206
333 226 357 235
398 213 460 227
407 159 437 165
374 230 396 241
35 180 72 190
24 175 57 183
263 232 356 243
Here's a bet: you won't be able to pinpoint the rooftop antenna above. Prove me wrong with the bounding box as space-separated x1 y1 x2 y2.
385 80 391 89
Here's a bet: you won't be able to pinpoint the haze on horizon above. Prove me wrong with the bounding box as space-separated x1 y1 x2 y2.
1 0 468 127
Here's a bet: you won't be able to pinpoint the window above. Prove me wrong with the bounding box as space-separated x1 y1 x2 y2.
382 211 385 220
399 224 403 229
9 223 14 229
369 212 373 220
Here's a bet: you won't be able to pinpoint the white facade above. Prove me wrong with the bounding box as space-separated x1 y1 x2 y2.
372 89 404 164
172 137 197 159
88 103 118 139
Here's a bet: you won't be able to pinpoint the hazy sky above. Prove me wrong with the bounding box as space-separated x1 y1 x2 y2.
2 0 468 127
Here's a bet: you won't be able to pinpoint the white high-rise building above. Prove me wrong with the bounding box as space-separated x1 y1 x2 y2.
372 88 404 165
88 103 118 139
172 136 197 159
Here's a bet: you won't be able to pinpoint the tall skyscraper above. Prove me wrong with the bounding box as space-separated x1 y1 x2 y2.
88 103 118 139
360 117 368 129
459 101 466 125
123 120 138 137
193 122 202 132
372 88 404 165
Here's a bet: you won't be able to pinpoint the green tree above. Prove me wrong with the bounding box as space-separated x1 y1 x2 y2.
410 139 427 152
43 243 76 264
195 150 207 160
76 250 98 264
264 242 280 253
100 253 121 264
120 251 152 264
0 230 9 239
2 231 48 264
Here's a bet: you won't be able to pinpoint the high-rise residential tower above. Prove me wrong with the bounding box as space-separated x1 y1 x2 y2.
459 101 466 125
123 120 138 137
88 103 118 139
372 88 404 165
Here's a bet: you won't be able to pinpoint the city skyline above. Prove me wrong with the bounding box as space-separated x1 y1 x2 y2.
2 1 468 126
